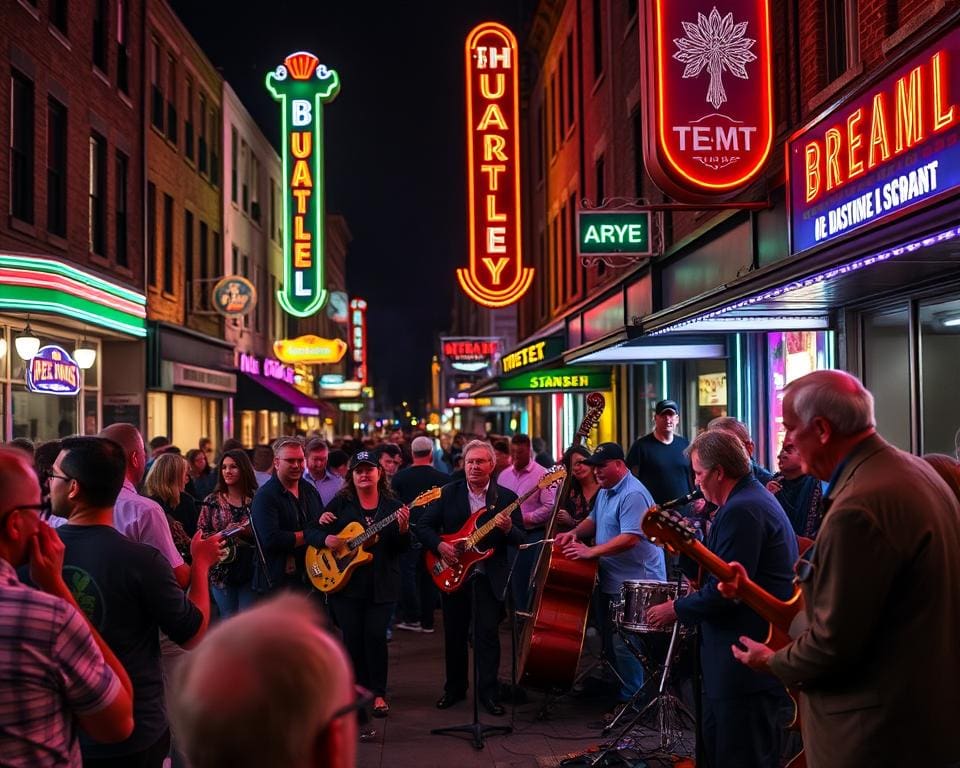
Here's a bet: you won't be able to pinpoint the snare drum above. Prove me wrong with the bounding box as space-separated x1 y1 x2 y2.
615 580 685 633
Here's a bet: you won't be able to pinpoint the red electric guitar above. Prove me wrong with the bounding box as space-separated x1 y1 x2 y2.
425 466 566 593
641 506 807 768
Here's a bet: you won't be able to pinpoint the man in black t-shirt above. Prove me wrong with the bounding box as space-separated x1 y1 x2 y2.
392 436 448 633
47 437 222 768
626 399 693 505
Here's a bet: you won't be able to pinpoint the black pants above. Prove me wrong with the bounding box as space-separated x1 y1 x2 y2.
701 689 791 768
440 574 503 700
329 595 394 697
83 730 170 768
398 547 439 629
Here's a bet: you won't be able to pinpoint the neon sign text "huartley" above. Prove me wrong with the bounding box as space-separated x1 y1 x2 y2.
457 22 533 308
266 52 340 317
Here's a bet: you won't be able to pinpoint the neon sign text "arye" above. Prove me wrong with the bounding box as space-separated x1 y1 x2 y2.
457 22 533 308
266 52 340 317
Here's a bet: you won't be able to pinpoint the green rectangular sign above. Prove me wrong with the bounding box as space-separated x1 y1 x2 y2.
499 368 611 392
577 211 651 255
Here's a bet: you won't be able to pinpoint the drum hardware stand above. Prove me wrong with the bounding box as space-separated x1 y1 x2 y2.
601 626 660 734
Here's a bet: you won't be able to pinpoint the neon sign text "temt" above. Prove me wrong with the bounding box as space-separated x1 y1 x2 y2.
266 52 340 317
457 22 533 308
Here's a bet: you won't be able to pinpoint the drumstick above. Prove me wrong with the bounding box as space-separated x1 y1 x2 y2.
518 538 556 550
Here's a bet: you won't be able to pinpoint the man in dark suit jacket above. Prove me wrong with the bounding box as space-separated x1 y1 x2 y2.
417 439 525 716
648 429 797 768
730 371 960 768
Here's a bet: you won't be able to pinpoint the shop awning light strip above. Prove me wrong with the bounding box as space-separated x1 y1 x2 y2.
0 254 147 337
652 226 960 335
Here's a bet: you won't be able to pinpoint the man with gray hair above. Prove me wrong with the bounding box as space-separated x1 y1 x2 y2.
708 416 775 485
418 439 524 715
726 370 960 768
170 594 358 768
647 429 797 767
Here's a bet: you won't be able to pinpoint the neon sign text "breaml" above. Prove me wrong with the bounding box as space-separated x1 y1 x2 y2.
266 52 340 317
457 22 533 308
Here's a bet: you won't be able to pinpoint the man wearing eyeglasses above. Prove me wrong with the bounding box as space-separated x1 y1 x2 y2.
170 594 358 768
0 447 134 766
45 437 222 767
726 370 960 768
251 437 324 594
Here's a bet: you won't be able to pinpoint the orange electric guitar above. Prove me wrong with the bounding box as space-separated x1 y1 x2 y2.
425 466 566 593
641 506 807 768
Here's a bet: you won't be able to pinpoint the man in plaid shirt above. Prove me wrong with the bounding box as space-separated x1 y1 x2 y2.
0 446 133 766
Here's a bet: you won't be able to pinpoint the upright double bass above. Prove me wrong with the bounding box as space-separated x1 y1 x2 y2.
517 392 604 691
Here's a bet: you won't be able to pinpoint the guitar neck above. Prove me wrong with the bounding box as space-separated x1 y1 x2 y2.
350 495 433 549
683 537 799 633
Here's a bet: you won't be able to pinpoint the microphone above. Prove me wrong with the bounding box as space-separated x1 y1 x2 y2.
661 487 703 511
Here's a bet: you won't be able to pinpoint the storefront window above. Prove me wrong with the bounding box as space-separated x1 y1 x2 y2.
171 394 219 453
147 392 168 443
12 384 77 440
687 359 727 434
767 331 834 463
919 297 960 455
83 393 99 435
862 306 911 451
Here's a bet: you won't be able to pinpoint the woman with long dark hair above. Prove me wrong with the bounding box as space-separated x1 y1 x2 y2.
197 449 260 618
307 450 409 718
556 445 599 531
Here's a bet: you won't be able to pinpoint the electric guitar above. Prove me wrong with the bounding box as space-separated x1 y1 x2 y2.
641 506 807 768
425 466 566 593
305 487 441 593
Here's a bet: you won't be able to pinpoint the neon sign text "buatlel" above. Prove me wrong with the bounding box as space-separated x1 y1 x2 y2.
266 52 340 317
456 22 533 308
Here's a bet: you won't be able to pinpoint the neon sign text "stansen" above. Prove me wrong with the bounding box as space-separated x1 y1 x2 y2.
266 52 340 317
456 22 533 308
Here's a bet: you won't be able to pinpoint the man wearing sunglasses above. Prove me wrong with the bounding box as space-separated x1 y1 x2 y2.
727 370 960 768
0 446 134 766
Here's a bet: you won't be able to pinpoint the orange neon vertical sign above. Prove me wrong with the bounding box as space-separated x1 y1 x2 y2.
456 22 533 308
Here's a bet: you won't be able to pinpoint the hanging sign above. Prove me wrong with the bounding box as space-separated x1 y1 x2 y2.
273 335 347 364
26 345 81 395
350 298 367 385
442 336 500 373
456 22 533 308
326 291 349 324
577 211 652 256
500 335 565 375
212 276 257 317
266 51 340 317
499 368 611 392
787 27 960 254
639 0 774 201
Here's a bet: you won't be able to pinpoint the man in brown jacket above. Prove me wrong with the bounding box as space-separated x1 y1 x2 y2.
727 370 960 767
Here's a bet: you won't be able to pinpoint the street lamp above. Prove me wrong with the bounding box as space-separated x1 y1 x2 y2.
14 321 40 361
74 337 97 370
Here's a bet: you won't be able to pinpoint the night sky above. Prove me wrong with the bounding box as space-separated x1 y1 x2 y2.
169 0 530 408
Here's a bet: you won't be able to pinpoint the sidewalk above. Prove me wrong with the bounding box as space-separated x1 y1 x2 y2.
356 618 694 768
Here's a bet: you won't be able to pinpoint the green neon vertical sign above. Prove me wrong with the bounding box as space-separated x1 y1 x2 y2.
266 52 340 317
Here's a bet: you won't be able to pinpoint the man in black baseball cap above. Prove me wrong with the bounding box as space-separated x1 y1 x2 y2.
555 440 664 707
626 398 693 507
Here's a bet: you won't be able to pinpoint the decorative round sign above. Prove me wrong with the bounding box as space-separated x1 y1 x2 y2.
26 345 81 395
212 276 257 317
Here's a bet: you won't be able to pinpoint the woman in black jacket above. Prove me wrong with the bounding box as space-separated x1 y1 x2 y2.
308 450 409 717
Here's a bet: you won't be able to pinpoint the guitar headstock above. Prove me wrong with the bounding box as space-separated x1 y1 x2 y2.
539 465 567 488
575 392 606 442
641 506 698 552
413 487 443 507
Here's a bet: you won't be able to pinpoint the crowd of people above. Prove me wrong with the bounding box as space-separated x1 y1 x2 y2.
2 370 959 767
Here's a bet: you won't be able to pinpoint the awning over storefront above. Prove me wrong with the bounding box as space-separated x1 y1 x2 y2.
565 332 727 364
237 373 332 417
641 218 960 337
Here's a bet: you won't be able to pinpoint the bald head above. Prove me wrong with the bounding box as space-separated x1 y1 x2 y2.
784 370 875 436
0 447 42 567
171 594 356 768
100 423 146 484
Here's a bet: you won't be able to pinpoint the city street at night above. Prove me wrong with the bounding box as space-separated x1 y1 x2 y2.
2 0 960 767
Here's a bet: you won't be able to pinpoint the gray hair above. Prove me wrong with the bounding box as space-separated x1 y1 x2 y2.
707 416 753 448
171 594 353 768
784 370 875 436
462 439 495 464
687 429 751 479
271 436 304 454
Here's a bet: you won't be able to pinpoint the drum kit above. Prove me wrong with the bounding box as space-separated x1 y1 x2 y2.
603 577 696 756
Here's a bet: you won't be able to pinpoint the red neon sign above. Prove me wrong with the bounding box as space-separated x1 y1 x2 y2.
456 22 533 308
640 1 774 200
349 298 367 386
